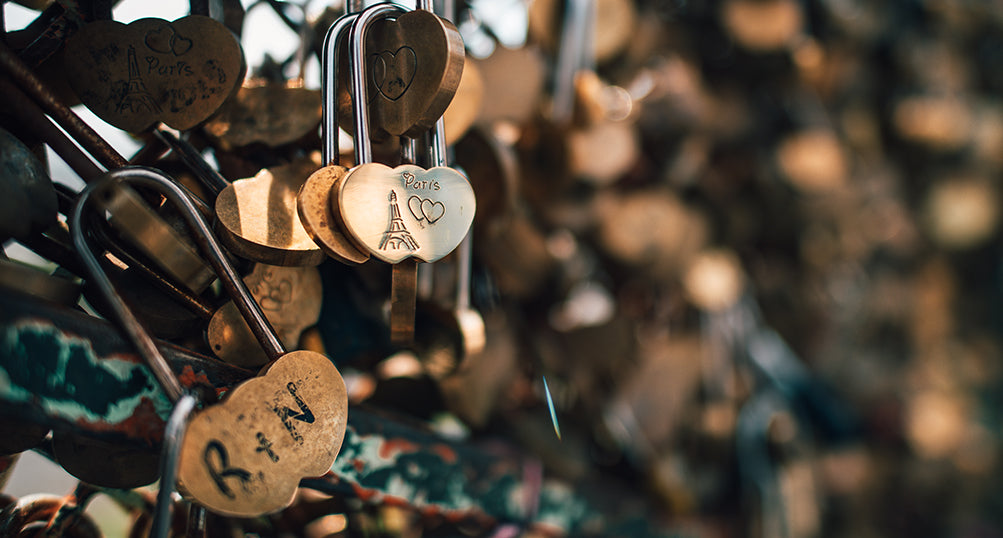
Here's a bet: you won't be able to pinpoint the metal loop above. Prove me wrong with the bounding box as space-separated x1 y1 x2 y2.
736 391 791 538
552 0 595 125
151 394 198 538
349 2 410 164
187 504 207 538
153 128 230 197
339 2 450 167
70 167 285 398
430 116 448 167
321 12 359 166
422 0 449 168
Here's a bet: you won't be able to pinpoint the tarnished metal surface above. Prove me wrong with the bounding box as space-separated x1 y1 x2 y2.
0 41 129 171
11 3 82 68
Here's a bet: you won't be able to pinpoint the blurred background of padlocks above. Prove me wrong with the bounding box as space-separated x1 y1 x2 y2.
4 0 1003 536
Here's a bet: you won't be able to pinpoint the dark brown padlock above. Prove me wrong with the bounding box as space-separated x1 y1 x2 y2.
63 15 246 133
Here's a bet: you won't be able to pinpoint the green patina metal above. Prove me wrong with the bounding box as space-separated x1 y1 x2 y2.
0 290 677 535
536 480 591 532
325 422 524 524
0 321 170 425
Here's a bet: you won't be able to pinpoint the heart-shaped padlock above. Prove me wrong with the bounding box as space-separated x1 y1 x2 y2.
364 9 465 137
178 350 347 517
63 15 245 132
325 2 476 345
71 167 349 518
335 163 475 263
334 4 475 266
216 157 327 267
297 11 371 265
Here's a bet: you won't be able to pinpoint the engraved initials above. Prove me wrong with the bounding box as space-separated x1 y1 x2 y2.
256 432 279 462
203 440 252 499
271 381 314 444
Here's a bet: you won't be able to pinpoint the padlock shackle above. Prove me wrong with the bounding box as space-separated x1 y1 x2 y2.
153 128 230 196
150 393 197 538
552 0 596 125
431 117 448 167
71 167 286 403
345 2 453 166
347 0 366 13
71 183 184 404
418 0 450 168
321 13 359 166
349 2 409 164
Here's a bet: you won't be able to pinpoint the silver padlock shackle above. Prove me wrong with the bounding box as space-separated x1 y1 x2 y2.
430 111 448 166
419 0 449 168
153 128 230 196
552 0 595 125
150 393 197 538
321 12 358 166
345 2 452 168
70 167 285 404
349 2 409 164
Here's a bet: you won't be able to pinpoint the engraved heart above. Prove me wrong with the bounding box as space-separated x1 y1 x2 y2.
365 10 465 137
420 198 445 223
372 48 416 100
144 24 175 54
260 293 283 311
272 279 293 305
407 194 423 221
64 15 245 132
207 264 323 368
178 351 347 517
172 33 193 56
336 163 475 263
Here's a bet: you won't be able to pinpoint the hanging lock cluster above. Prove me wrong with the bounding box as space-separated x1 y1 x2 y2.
0 0 697 533
0 0 472 525
12 0 993 534
299 2 475 345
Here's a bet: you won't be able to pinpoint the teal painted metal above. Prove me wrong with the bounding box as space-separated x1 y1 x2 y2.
0 290 679 536
0 290 247 446
2 321 172 433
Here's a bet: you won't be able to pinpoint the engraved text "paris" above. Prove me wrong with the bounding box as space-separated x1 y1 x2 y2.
403 172 439 191
145 57 193 77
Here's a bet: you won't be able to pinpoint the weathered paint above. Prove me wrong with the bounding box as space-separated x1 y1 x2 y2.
0 293 246 441
0 321 171 427
177 366 212 388
329 426 484 517
431 443 458 464
535 480 591 532
0 291 680 536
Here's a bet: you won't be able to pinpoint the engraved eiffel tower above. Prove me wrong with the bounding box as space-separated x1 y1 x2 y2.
117 45 161 114
379 191 419 251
